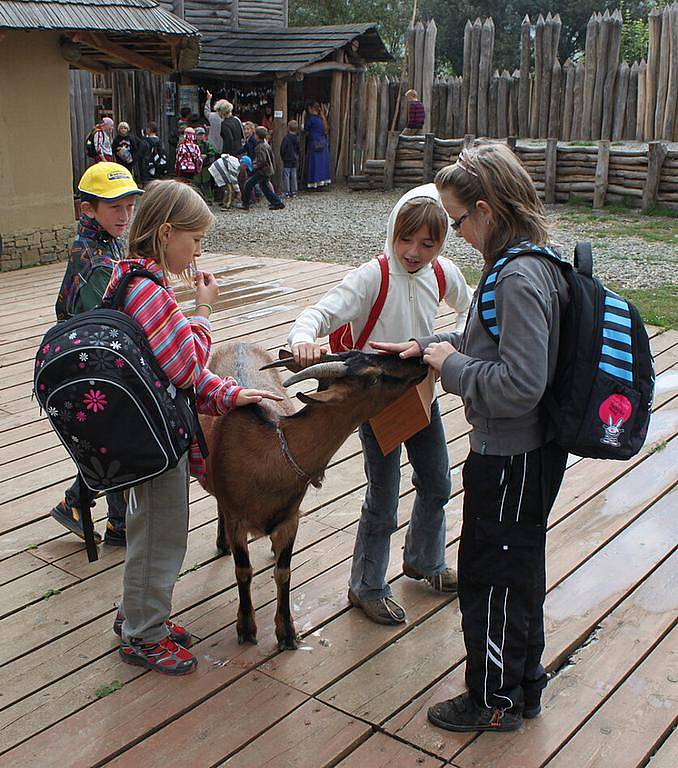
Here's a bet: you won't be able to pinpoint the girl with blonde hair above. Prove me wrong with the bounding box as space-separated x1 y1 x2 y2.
375 142 570 732
289 185 473 625
103 180 280 675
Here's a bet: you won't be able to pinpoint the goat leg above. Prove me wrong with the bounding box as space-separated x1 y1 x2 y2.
229 521 257 645
271 516 300 651
216 505 231 556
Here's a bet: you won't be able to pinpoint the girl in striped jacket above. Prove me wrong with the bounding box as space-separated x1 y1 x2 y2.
103 180 280 675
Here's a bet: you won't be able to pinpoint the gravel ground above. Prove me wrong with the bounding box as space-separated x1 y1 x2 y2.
202 186 678 289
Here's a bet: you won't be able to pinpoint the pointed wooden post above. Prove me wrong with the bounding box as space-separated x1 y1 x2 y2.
581 13 598 140
544 137 558 204
531 15 544 137
601 9 622 139
642 141 668 211
612 61 630 141
478 17 494 136
468 18 482 135
462 20 472 132
384 130 400 190
594 140 610 209
422 19 437 132
636 59 648 141
519 15 531 137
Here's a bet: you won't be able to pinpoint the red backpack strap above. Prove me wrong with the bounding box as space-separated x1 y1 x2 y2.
354 253 390 350
433 260 446 301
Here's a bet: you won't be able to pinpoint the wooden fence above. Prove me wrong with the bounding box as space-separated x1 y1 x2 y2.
351 132 678 211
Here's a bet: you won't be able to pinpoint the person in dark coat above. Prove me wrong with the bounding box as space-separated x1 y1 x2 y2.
220 101 245 157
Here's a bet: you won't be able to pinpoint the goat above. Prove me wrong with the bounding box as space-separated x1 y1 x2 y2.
199 342 428 650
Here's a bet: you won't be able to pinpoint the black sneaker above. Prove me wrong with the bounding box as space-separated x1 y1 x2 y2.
427 692 523 732
103 521 126 547
268 203 285 210
50 500 102 544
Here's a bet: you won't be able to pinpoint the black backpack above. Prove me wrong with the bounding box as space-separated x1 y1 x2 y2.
146 136 168 177
34 267 206 561
84 129 97 159
477 241 654 460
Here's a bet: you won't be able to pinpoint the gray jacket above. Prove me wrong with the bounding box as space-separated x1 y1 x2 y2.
417 254 569 456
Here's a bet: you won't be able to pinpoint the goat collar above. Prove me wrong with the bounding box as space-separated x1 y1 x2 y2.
276 425 322 489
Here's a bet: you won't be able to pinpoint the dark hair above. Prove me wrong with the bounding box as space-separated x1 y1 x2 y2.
79 192 100 209
393 197 448 248
147 121 158 133
255 125 268 139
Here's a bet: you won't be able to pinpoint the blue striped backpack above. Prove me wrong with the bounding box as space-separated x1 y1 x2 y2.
477 241 654 459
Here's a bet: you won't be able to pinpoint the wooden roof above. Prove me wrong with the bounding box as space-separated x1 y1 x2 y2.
194 23 392 80
0 0 200 73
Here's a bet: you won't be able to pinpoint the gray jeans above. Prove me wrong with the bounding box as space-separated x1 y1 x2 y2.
282 166 298 195
120 453 189 643
349 399 451 601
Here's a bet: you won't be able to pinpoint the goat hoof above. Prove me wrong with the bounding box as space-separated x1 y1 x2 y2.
216 541 231 557
237 631 258 645
277 632 301 651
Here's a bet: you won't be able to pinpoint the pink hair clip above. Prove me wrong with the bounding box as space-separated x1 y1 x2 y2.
455 149 479 177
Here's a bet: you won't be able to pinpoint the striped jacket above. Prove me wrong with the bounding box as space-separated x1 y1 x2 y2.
407 100 426 129
103 258 242 478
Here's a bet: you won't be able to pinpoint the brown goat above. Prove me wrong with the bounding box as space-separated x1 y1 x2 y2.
199 341 428 650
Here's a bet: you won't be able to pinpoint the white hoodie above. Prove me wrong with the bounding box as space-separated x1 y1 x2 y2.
288 184 473 349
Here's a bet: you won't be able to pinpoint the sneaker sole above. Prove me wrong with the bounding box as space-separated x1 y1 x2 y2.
427 711 522 732
402 565 458 595
51 508 102 544
347 590 406 625
118 647 197 675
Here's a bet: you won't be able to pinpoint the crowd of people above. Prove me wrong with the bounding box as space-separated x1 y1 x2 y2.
85 96 332 213
58 121 571 735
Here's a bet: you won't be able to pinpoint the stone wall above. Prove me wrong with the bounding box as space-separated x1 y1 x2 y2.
1 224 76 272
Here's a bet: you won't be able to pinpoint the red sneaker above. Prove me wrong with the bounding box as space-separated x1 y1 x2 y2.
113 611 192 647
119 636 197 675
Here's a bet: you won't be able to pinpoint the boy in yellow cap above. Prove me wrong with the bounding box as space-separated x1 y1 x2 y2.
52 162 142 545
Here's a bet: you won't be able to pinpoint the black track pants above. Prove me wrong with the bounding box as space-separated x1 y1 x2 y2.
458 441 567 710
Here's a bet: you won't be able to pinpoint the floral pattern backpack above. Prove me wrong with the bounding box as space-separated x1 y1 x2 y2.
34 266 204 561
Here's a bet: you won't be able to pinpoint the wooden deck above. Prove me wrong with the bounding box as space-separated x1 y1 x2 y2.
0 254 676 768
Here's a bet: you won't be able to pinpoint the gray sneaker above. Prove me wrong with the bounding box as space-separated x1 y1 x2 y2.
347 589 407 625
403 564 458 594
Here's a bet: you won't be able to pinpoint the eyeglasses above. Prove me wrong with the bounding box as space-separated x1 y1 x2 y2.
450 210 471 232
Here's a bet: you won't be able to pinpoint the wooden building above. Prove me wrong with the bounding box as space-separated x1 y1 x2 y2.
0 0 198 272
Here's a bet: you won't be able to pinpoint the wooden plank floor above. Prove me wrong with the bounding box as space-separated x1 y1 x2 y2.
0 254 676 768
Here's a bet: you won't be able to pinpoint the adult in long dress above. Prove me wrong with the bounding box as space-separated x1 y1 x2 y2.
305 102 331 189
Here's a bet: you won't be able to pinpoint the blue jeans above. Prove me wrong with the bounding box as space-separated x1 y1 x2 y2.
282 166 298 196
349 399 451 601
65 475 126 526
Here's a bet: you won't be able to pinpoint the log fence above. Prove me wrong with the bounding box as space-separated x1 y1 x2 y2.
350 132 677 212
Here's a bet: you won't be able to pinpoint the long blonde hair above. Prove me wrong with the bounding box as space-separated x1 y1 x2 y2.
128 180 214 281
435 142 549 262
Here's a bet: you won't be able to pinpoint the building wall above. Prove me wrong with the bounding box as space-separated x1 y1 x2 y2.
158 0 287 31
0 31 75 271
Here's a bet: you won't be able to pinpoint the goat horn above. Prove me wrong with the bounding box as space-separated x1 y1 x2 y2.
283 361 349 387
260 352 344 372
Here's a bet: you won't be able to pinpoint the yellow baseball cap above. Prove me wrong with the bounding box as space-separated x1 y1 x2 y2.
78 162 143 201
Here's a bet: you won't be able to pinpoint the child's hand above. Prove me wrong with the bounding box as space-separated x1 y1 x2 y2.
422 341 456 372
370 340 422 359
235 388 284 406
195 270 219 306
292 342 327 367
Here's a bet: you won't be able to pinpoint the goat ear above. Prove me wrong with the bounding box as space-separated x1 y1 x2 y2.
297 390 339 404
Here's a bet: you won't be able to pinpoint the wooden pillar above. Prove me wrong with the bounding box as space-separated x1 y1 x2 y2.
377 77 390 158
329 51 343 179
353 70 365 175
544 138 558 204
581 13 598 140
423 132 435 182
272 78 287 192
384 130 400 191
594 140 610 209
642 141 668 211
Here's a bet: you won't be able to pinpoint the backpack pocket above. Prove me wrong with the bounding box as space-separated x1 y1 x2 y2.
576 370 641 459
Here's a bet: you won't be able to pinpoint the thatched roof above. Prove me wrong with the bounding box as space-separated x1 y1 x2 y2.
194 23 392 80
0 0 200 72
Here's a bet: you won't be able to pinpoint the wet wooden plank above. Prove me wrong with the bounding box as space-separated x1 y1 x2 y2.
333 732 445 767
643 728 678 768
451 551 677 767
543 627 677 768
215 699 369 767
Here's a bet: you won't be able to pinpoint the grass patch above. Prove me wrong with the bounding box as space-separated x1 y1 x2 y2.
95 680 124 699
610 284 678 329
460 266 482 285
42 588 61 600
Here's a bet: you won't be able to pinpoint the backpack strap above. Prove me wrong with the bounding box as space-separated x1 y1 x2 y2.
433 260 446 301
101 265 164 311
574 241 593 277
478 241 566 342
354 253 390 350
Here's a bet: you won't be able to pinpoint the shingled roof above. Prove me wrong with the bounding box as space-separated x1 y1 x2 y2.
0 0 200 72
194 23 392 79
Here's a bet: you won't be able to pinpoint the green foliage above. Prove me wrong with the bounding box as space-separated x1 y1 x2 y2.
609 285 677 328
42 588 61 600
95 680 124 699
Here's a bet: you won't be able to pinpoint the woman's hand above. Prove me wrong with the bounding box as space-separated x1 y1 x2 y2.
235 388 284 406
194 271 219 308
292 342 327 367
370 340 422 359
422 341 456 372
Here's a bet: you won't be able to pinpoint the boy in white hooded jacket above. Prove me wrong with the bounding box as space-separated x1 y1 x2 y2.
288 185 473 624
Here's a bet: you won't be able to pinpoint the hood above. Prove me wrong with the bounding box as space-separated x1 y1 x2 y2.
384 183 451 276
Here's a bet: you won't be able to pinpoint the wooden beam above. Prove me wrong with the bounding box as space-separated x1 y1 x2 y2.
71 32 173 75
299 62 360 75
594 140 610 208
272 78 287 193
